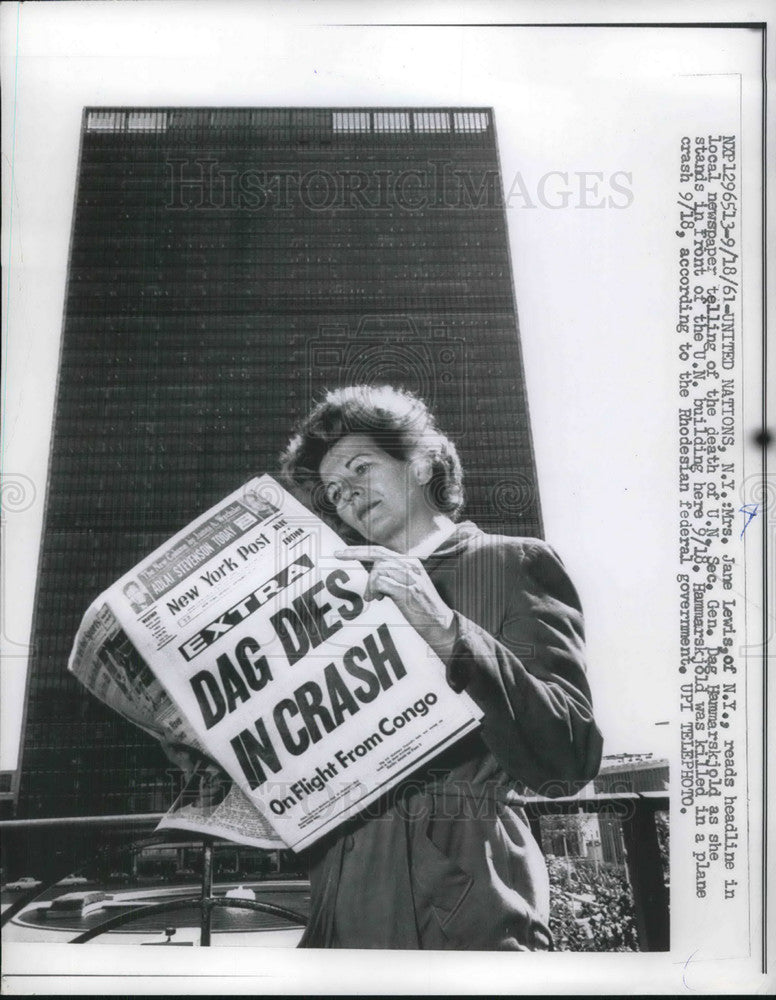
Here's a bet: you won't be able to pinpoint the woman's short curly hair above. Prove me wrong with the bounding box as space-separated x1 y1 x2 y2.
279 385 464 525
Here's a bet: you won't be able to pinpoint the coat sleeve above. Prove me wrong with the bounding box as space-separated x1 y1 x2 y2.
445 539 603 795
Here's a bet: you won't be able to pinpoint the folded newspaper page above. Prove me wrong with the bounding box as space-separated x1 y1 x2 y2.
68 475 483 851
160 765 283 849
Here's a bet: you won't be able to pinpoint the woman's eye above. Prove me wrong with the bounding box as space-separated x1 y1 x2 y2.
326 485 342 505
354 462 371 476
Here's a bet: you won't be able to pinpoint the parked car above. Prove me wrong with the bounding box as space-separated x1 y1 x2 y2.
5 875 42 891
57 874 90 886
45 891 111 919
108 870 133 884
170 868 197 882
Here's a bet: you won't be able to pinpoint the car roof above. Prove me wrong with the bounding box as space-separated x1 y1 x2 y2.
52 891 108 902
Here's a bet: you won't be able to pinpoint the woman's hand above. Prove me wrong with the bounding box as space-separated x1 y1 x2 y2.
335 545 458 661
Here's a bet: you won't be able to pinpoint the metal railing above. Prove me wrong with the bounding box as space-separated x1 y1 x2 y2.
1 792 668 949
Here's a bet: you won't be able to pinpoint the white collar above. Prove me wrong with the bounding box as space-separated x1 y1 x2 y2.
406 519 458 559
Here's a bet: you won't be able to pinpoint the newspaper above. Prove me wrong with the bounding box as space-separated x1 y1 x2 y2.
67 475 483 851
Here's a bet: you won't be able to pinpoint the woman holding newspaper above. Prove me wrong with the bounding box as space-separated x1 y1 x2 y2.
279 384 603 950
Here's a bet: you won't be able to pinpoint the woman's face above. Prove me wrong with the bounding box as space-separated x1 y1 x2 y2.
318 433 429 551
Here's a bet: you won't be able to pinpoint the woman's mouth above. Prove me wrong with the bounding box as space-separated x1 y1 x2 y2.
357 499 381 521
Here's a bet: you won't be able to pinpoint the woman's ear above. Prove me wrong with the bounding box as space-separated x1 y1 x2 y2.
411 453 433 486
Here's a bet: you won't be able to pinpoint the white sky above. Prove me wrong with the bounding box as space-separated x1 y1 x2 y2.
0 5 763 769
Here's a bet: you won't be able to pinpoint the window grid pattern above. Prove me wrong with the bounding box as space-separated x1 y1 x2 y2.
372 111 411 132
86 107 490 136
413 111 451 132
332 111 372 132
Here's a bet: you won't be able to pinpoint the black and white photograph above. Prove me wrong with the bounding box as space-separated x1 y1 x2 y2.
0 1 771 994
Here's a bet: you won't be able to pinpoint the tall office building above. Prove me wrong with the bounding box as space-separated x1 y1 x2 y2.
13 108 541 846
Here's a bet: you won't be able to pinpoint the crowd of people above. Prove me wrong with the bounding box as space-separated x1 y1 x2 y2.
546 856 639 951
